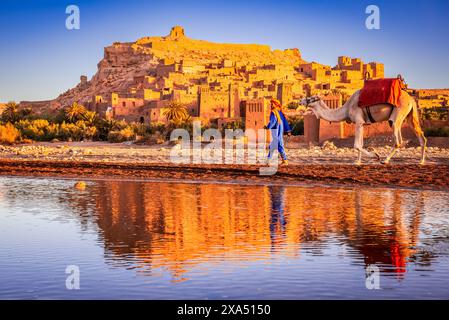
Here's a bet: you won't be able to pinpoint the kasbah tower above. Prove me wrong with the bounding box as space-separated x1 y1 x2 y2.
32 25 395 140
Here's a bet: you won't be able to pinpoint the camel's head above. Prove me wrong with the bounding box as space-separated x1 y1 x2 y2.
300 96 321 116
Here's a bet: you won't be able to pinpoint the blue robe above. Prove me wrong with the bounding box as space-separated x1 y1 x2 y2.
266 110 291 160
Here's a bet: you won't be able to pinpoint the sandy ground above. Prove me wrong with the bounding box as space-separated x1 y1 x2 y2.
0 140 448 190
1 139 449 165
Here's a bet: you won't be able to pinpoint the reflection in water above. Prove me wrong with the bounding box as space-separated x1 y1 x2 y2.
1 177 449 299
64 181 440 282
269 186 287 251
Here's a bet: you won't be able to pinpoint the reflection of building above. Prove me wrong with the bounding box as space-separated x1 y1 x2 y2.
69 181 430 282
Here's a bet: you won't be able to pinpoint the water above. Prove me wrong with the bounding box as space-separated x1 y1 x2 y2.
0 176 449 299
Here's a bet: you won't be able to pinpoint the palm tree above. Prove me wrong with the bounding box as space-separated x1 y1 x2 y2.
83 110 97 126
162 101 190 125
1 102 19 123
65 102 87 123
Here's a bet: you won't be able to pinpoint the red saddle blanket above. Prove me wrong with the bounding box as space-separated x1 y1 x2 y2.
358 78 404 108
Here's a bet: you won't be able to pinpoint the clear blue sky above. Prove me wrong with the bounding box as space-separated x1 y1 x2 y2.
1 0 448 102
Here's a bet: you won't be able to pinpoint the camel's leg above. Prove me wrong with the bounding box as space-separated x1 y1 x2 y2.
354 124 363 165
382 123 401 164
398 128 404 147
354 123 379 165
407 114 427 165
356 149 362 165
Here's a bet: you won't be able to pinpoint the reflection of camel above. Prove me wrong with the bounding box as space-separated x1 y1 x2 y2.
350 189 427 279
301 89 427 165
64 180 436 282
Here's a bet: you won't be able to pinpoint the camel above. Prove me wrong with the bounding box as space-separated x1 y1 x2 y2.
300 90 427 165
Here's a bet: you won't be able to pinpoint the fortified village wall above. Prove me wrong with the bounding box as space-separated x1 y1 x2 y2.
17 26 449 142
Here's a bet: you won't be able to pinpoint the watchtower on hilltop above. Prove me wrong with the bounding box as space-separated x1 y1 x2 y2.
167 26 185 40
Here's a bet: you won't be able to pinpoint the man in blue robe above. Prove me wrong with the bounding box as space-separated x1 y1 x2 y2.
264 99 292 165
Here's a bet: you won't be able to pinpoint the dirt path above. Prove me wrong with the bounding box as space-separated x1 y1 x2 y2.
0 159 447 190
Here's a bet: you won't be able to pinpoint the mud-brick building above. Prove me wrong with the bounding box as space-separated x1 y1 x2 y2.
244 98 271 142
277 82 293 106
110 93 146 122
198 84 241 122
304 95 343 143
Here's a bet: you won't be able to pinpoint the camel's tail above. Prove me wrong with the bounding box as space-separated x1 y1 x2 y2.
405 97 427 164
408 99 424 137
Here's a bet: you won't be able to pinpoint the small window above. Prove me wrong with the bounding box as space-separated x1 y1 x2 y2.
122 101 126 107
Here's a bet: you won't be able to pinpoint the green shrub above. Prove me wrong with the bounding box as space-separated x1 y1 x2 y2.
286 115 304 136
424 126 449 137
15 119 58 141
58 122 84 141
107 126 136 143
1 102 33 123
14 119 97 142
0 123 21 144
72 120 97 140
286 102 300 110
129 123 149 136
150 122 166 134
421 107 448 121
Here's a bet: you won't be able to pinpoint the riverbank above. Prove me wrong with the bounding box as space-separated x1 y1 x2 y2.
1 139 449 164
1 141 448 190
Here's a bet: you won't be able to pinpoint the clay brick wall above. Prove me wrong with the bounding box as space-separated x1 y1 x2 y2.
156 63 180 77
277 82 293 106
113 104 148 122
319 121 344 141
198 87 229 119
304 114 320 143
149 106 168 124
322 95 342 109
416 89 449 98
342 70 362 83
172 90 198 116
245 98 270 142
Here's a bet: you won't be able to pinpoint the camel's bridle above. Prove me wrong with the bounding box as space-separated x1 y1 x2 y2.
305 96 321 107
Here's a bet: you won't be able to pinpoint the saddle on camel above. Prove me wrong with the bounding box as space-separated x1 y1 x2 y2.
358 75 407 124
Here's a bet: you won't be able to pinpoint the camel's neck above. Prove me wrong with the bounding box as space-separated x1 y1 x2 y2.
313 101 349 122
